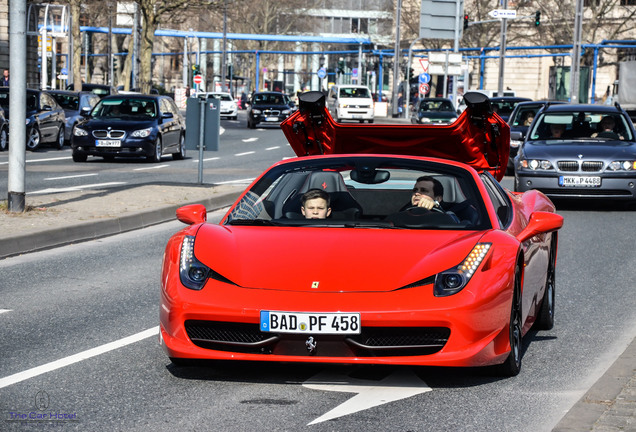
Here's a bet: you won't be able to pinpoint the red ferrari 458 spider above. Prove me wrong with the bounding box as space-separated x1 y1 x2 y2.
160 91 563 376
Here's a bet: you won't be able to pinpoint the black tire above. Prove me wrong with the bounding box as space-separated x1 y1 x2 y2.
0 127 7 151
103 155 115 162
495 264 523 377
147 136 162 163
231 115 238 120
26 127 41 151
172 135 186 160
55 126 65 150
72 152 87 162
247 119 255 129
535 234 557 330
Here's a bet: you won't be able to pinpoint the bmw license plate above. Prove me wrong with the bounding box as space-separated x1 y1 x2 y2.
559 176 601 187
260 311 360 334
265 116 279 122
96 139 121 147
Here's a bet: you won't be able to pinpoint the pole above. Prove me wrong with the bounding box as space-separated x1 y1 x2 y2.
198 99 205 184
570 0 584 103
497 0 508 96
8 0 28 212
221 0 228 92
405 38 423 121
391 0 402 117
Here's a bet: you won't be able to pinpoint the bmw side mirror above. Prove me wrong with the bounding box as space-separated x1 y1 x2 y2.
510 131 523 141
162 112 174 119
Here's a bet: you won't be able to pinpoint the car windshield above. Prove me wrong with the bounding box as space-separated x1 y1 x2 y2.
254 93 285 104
491 101 519 117
0 91 8 108
509 106 541 127
92 98 157 119
419 100 454 113
50 93 79 111
210 94 232 101
225 157 490 230
339 87 371 98
528 111 634 142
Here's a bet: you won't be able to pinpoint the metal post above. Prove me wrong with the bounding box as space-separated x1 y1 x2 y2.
357 43 362 85
198 99 205 184
451 0 461 108
391 0 402 117
108 2 113 87
8 0 28 212
183 37 188 88
405 37 424 121
497 0 508 96
221 0 228 92
570 0 584 103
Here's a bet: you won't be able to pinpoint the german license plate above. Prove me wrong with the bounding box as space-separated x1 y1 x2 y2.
96 139 121 147
352 114 362 119
260 311 361 334
265 116 279 122
559 176 601 187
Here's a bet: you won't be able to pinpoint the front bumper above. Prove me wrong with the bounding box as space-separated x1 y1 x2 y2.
72 136 156 158
336 107 374 121
515 171 636 199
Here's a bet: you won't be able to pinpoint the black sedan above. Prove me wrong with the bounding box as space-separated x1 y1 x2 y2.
49 90 101 144
247 92 295 129
490 96 532 122
71 94 186 162
67 83 119 99
410 97 457 124
0 106 7 151
514 103 636 200
0 87 66 151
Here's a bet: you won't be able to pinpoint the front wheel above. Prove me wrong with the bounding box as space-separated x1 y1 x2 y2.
172 135 186 160
55 126 65 150
147 137 162 163
26 127 41 151
0 127 7 151
494 265 523 377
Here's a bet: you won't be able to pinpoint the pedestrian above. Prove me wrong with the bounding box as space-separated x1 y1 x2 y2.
1 69 9 87
397 92 404 117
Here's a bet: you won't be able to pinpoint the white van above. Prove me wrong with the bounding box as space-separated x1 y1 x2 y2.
327 85 375 123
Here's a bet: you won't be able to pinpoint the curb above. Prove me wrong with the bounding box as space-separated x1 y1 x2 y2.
0 189 241 259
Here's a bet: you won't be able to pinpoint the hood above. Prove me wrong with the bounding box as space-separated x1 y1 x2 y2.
79 117 157 129
281 91 510 181
523 140 636 160
194 224 484 293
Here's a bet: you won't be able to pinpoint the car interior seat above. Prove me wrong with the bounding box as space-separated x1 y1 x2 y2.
282 171 363 220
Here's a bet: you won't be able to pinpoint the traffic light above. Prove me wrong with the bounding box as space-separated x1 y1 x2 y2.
535 11 541 27
192 64 199 76
113 55 119 71
337 58 345 75
463 14 469 31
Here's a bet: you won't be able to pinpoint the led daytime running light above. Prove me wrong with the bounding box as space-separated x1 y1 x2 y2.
458 243 491 279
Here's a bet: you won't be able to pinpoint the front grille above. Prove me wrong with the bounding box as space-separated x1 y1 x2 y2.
262 109 280 116
557 161 579 171
92 130 126 139
184 320 450 357
582 161 603 172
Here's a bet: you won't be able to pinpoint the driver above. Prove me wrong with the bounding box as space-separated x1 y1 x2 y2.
411 176 444 211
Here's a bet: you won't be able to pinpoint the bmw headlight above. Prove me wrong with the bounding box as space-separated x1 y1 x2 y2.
607 160 636 171
434 243 491 297
282 109 291 115
131 127 153 138
179 235 210 290
252 109 261 114
519 159 553 170
25 118 32 125
73 127 88 137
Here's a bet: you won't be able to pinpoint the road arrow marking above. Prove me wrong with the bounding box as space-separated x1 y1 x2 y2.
303 368 432 425
242 138 258 143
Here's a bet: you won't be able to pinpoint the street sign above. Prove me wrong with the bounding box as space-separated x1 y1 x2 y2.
193 74 203 85
317 68 327 79
419 58 429 72
488 9 517 19
419 83 430 95
419 73 431 84
420 0 465 40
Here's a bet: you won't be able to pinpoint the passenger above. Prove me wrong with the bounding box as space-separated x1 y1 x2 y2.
549 123 566 138
592 116 622 140
301 189 331 219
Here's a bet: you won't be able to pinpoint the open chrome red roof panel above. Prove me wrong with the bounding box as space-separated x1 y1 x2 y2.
281 91 510 182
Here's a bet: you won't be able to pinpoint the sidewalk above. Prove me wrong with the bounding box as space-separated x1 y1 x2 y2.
0 181 634 431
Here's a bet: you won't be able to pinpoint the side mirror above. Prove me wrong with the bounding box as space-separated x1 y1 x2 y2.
176 204 207 225
510 131 523 141
162 112 174 119
516 211 563 243
80 107 92 117
42 105 53 111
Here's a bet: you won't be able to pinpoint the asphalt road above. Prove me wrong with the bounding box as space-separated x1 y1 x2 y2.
1 193 636 431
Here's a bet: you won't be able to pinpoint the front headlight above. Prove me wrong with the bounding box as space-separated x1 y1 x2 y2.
510 139 523 148
73 127 88 137
434 243 491 297
252 109 262 114
419 117 432 123
607 160 636 171
179 236 210 290
282 109 291 115
131 127 153 138
25 118 32 126
519 159 553 170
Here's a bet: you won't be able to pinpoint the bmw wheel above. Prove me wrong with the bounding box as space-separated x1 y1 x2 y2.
26 127 41 151
172 135 186 160
0 127 7 151
147 136 162 163
495 264 523 377
55 126 65 150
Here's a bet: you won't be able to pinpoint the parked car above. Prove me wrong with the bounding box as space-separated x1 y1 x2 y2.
247 91 295 128
327 84 375 123
0 106 7 151
410 97 457 124
490 96 532 122
160 91 563 377
198 92 238 120
71 94 186 162
0 87 66 151
507 101 566 171
48 90 101 144
67 83 119 99
514 103 636 200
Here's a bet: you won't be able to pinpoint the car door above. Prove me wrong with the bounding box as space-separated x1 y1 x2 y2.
159 98 178 151
37 92 59 143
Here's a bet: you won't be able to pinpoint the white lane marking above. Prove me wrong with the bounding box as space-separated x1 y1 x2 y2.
133 164 170 171
0 326 158 389
235 151 255 157
303 369 432 425
215 178 255 185
44 173 98 181
0 309 12 315
265 146 280 150
28 182 126 195
0 156 72 166
242 138 258 143
192 157 220 162
220 126 225 135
